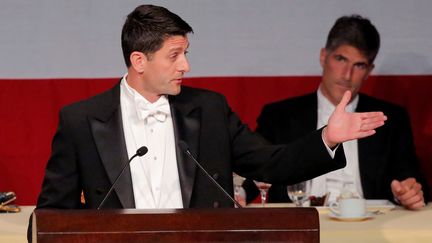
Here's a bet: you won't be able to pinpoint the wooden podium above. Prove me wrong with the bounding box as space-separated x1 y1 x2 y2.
33 207 319 242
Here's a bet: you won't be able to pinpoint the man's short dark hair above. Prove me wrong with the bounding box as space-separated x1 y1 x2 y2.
325 15 380 64
121 5 193 67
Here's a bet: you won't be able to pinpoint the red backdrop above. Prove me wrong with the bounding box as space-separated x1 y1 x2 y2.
1 75 431 205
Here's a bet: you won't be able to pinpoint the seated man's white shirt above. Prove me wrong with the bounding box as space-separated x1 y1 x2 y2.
120 75 183 209
308 87 364 203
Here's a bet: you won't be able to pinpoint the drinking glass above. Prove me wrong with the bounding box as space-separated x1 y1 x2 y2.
287 181 309 206
253 180 271 207
233 174 246 207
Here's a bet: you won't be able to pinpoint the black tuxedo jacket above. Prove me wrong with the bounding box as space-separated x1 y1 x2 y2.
35 83 346 210
244 92 429 203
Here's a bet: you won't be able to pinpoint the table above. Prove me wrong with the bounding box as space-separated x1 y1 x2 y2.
321 205 432 242
249 203 432 243
0 206 34 243
1 205 431 242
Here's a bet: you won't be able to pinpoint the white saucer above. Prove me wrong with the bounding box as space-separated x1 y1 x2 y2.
328 212 374 222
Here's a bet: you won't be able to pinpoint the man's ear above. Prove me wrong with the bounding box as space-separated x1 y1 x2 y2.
319 48 327 68
130 51 147 73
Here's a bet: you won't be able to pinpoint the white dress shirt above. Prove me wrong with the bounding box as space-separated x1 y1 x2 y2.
120 75 183 209
308 87 364 203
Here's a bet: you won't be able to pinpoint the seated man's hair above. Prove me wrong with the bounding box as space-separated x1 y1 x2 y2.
325 15 380 63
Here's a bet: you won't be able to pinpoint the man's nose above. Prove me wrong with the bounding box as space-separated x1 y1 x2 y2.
343 65 353 81
178 55 191 73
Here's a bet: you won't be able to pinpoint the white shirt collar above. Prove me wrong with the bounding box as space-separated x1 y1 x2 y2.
317 84 359 116
120 74 169 108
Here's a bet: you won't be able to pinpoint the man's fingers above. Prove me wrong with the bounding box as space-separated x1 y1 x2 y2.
401 190 423 205
401 190 425 210
401 178 417 187
397 185 417 201
359 121 384 131
406 200 426 210
391 178 425 210
360 111 386 120
394 179 425 208
412 182 422 192
335 90 351 113
357 112 387 131
391 180 404 195
354 130 376 139
361 114 387 123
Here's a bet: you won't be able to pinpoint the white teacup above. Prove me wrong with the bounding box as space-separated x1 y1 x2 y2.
329 198 366 218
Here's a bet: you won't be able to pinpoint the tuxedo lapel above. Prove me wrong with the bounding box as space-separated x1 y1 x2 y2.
170 93 201 208
89 83 135 208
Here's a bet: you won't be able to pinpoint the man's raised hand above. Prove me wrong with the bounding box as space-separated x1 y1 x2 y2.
323 90 387 147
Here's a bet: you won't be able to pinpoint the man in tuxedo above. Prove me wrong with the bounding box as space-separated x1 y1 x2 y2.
33 5 386 213
244 15 428 209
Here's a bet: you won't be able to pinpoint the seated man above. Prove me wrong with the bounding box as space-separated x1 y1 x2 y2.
244 15 429 209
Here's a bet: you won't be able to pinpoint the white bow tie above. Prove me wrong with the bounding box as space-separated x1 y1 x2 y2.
136 100 170 122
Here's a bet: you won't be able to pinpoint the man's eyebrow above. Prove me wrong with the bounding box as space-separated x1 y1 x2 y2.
334 53 347 59
334 53 369 65
356 61 369 65
168 45 189 53
353 59 370 66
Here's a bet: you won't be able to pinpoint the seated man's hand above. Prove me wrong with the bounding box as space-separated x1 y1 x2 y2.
391 178 425 210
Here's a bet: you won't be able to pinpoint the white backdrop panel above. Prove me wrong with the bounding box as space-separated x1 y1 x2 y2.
1 0 432 78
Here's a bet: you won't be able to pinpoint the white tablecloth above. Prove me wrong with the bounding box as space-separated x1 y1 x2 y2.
0 206 34 243
2 205 432 243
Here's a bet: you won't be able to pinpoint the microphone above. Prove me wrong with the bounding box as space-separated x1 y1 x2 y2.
178 141 243 208
97 146 148 209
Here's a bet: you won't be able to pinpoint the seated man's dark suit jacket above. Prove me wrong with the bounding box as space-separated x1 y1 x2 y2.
35 83 346 211
244 92 429 204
